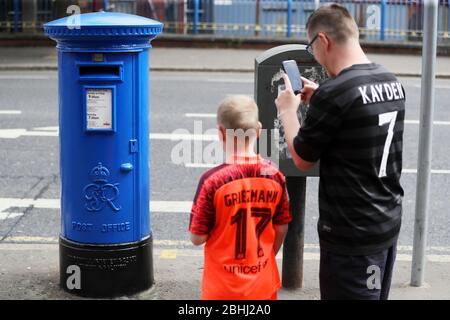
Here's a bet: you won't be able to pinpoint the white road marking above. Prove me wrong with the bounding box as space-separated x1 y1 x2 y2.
0 129 220 141
184 163 450 174
1 240 450 262
0 129 28 138
0 243 60 251
151 76 253 84
151 201 192 213
0 198 192 213
6 235 447 255
22 131 58 137
33 198 60 209
26 120 450 127
2 242 450 263
0 75 56 80
0 128 57 138
0 110 21 115
3 236 59 243
149 133 218 141
296 244 450 252
405 120 450 125
2 237 449 252
0 127 449 173
154 240 192 246
203 78 253 83
2 197 450 259
0 212 23 220
2 119 450 141
402 169 450 174
0 237 194 246
185 113 216 118
292 253 450 263
413 84 450 89
33 126 58 131
156 250 450 263
160 249 178 259
185 163 217 168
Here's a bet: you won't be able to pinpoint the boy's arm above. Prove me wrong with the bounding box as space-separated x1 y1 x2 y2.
273 224 288 255
272 171 292 255
190 233 208 246
275 74 316 172
189 172 216 247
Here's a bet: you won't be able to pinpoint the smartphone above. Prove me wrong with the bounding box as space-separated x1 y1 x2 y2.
282 60 303 95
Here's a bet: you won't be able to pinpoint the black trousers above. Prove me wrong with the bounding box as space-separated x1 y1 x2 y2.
319 243 397 300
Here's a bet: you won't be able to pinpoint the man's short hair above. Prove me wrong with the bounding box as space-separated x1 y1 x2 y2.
306 3 359 43
217 95 259 132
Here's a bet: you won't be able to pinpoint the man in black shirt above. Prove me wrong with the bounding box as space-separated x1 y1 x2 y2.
275 3 405 300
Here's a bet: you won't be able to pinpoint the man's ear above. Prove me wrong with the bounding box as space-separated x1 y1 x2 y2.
319 32 330 52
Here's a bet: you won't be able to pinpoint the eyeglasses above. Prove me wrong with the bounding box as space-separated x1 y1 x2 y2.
306 34 319 55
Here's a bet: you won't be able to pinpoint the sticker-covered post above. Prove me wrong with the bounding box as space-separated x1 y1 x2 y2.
44 12 163 298
255 44 326 288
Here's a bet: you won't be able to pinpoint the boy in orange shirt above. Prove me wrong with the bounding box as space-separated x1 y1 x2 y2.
189 95 291 300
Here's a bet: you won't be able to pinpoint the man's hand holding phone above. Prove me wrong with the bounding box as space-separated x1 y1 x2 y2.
276 60 319 115
275 62 319 173
275 74 319 115
282 60 303 95
300 76 319 105
275 73 301 116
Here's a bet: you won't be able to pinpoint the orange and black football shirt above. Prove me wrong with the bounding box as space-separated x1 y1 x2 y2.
189 155 291 300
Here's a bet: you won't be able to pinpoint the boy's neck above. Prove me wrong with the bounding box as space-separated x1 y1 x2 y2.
225 143 259 163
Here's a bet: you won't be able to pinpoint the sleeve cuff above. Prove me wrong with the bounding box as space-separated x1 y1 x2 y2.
273 212 292 225
293 135 322 163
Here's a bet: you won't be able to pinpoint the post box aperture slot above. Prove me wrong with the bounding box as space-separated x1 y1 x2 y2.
83 86 116 133
79 65 122 81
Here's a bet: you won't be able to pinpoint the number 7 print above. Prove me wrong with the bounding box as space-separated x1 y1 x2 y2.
231 207 272 260
378 111 398 178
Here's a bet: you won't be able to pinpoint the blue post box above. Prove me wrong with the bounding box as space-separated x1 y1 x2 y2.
44 12 163 297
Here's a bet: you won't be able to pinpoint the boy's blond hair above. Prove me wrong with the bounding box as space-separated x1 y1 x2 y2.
217 95 259 132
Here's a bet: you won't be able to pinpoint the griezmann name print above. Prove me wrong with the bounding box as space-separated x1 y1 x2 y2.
223 189 279 207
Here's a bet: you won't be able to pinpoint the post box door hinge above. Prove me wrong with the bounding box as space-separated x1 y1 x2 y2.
129 139 139 153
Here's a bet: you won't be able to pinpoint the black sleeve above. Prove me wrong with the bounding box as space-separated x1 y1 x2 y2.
293 92 346 162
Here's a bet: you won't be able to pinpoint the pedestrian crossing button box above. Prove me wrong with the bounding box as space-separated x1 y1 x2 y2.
255 44 328 177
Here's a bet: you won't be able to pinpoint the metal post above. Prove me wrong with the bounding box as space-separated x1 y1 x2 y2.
380 0 386 40
21 0 37 34
193 0 199 34
411 0 438 287
13 0 19 33
287 0 292 38
282 176 306 289
255 0 260 36
447 1 450 39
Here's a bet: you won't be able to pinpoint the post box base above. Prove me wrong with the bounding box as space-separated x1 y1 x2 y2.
59 236 154 298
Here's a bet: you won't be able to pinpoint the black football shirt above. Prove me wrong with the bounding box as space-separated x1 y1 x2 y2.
294 63 405 255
